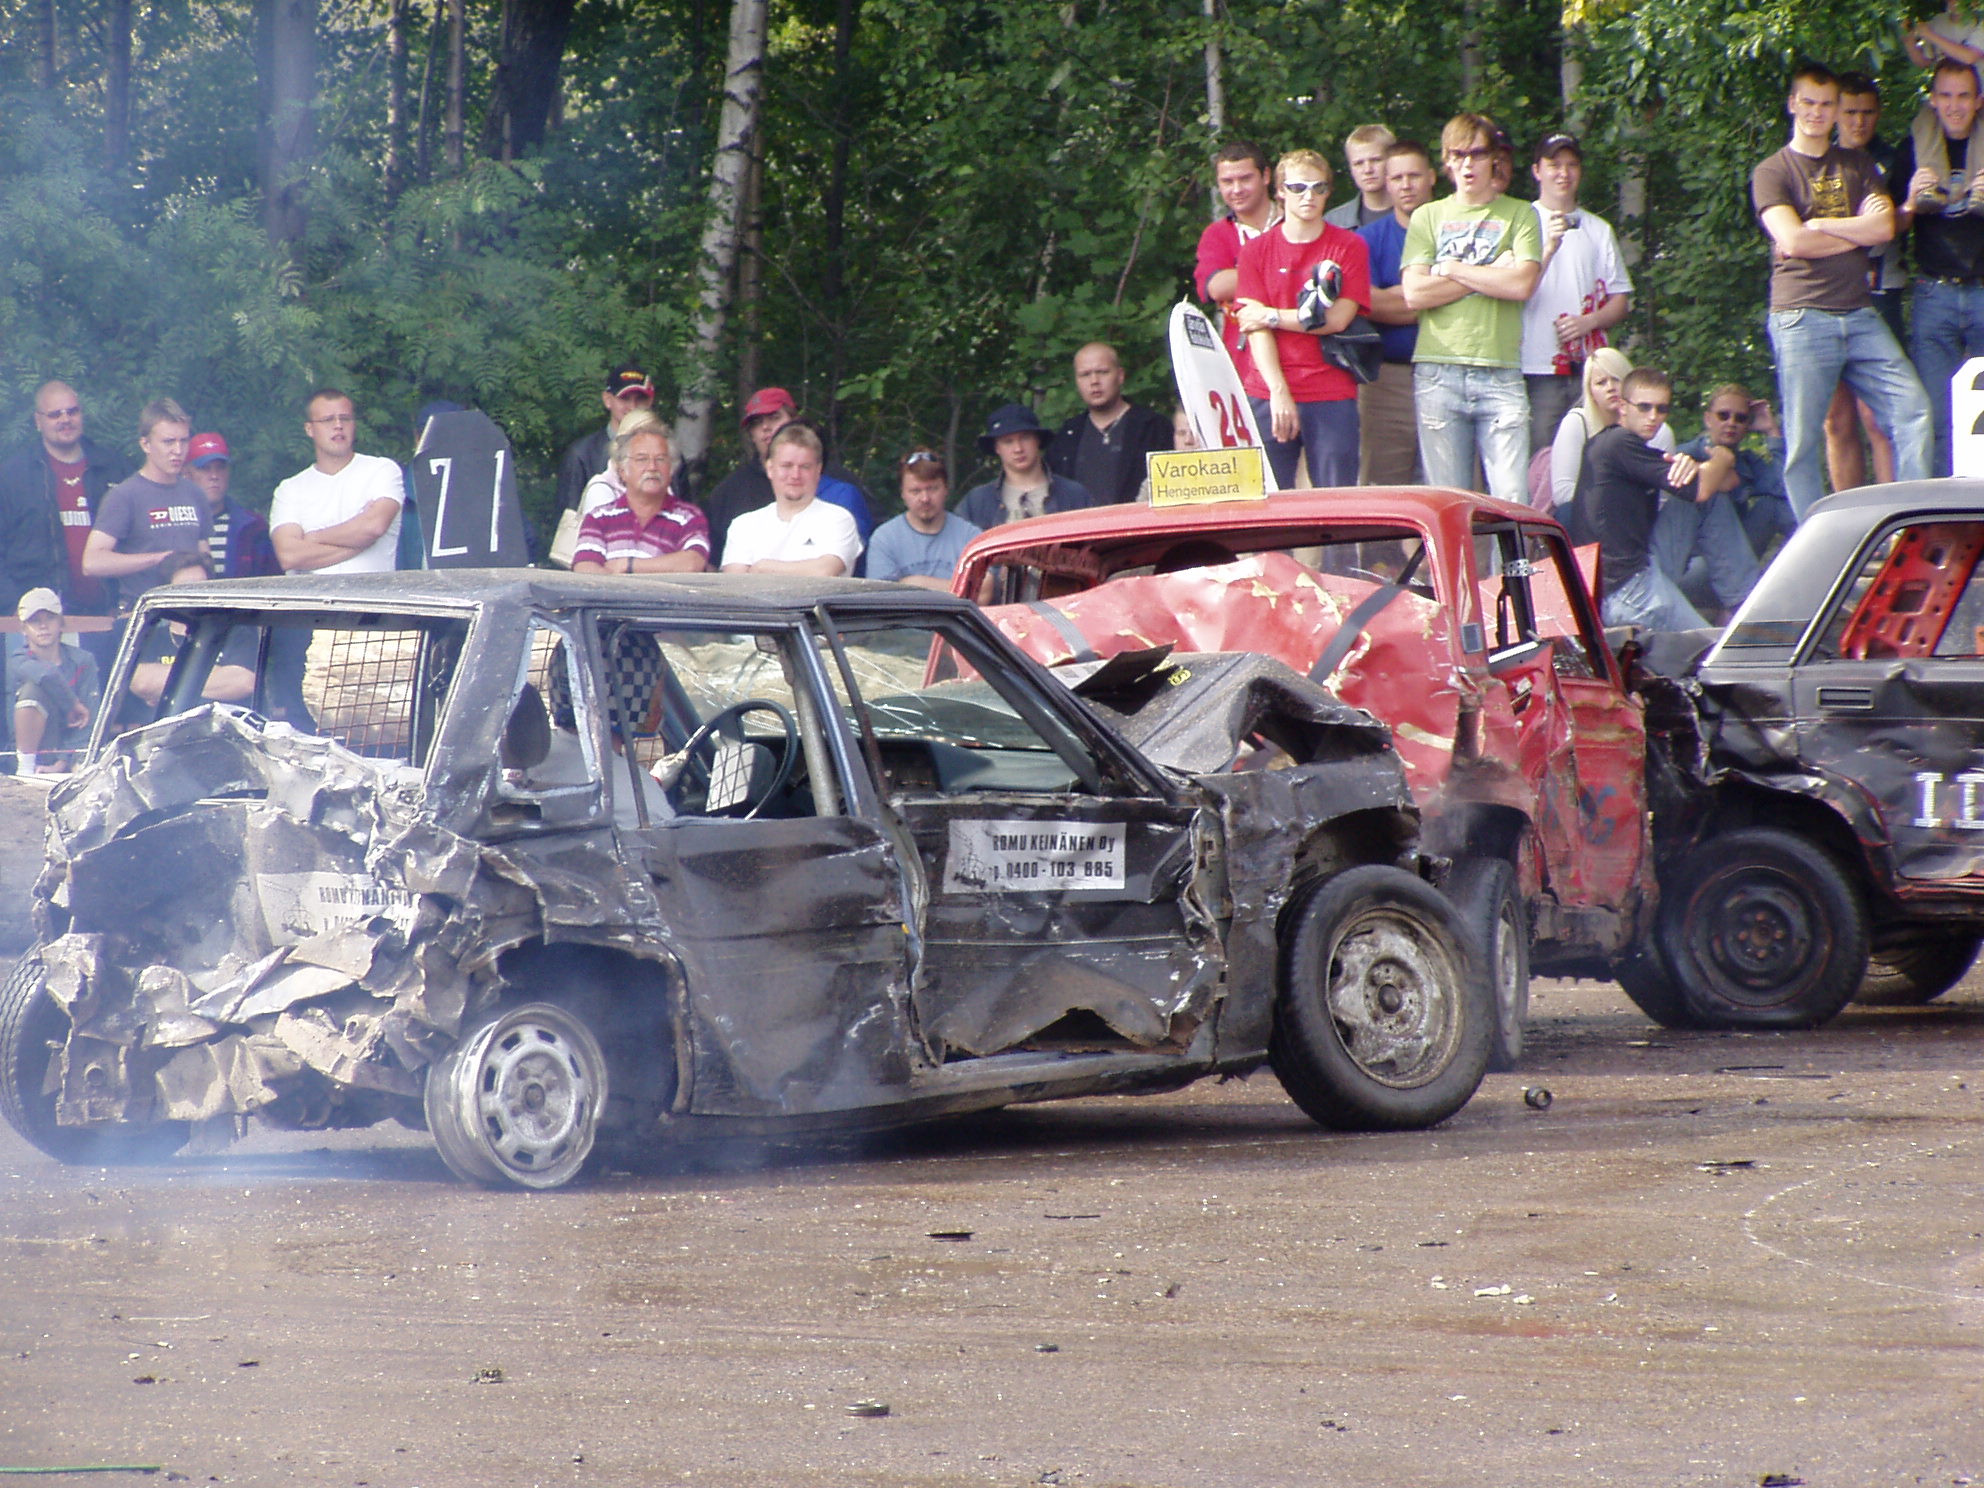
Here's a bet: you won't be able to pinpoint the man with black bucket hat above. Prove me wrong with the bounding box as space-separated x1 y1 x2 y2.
957 405 1096 530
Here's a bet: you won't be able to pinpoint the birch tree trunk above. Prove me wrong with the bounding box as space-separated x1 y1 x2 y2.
36 0 55 91
104 0 132 170
257 0 317 249
675 0 770 483
386 0 409 199
445 0 466 174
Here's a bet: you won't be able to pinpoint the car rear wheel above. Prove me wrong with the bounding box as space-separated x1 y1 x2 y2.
0 956 189 1164
1655 827 1868 1030
1270 865 1490 1131
424 1001 608 1190
1447 858 1528 1071
1856 931 1982 1006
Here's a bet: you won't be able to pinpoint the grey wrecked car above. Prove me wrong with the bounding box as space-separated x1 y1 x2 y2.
1629 481 1984 1027
0 571 1489 1188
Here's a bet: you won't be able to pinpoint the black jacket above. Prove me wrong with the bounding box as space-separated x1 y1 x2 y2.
1048 402 1174 506
0 436 127 616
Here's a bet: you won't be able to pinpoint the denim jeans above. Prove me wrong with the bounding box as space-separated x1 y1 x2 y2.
1414 362 1531 503
1909 280 1984 477
1767 305 1931 518
1651 490 1761 611
1601 563 1708 633
1249 396 1360 489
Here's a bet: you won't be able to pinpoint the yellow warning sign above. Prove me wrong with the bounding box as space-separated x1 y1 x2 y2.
1146 447 1269 507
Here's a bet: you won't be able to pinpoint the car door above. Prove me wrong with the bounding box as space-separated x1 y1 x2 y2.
816 608 1224 1063
575 615 917 1115
1789 517 1984 882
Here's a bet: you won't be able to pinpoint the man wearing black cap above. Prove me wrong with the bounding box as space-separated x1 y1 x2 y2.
554 363 656 513
701 386 875 568
958 405 1096 530
1520 132 1634 454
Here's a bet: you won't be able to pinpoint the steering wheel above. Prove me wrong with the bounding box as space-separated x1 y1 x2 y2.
665 698 800 819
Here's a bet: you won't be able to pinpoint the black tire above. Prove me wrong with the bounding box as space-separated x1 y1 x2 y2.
1447 857 1528 1071
1611 935 1705 1029
0 956 189 1164
1655 827 1869 1030
1270 865 1490 1131
424 1001 609 1190
1856 931 1982 1006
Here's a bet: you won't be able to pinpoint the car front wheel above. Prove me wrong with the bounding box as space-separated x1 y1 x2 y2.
424 1001 609 1189
1656 827 1868 1030
1270 865 1490 1131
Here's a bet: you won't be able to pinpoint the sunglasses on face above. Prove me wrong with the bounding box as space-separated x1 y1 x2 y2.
1709 408 1752 424
1630 400 1671 415
1281 180 1328 196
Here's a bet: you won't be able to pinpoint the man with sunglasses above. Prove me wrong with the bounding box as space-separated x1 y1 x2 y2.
1678 384 1794 566
1401 112 1543 504
867 448 980 590
1753 62 1930 518
1233 149 1372 488
0 381 127 623
1582 369 1732 631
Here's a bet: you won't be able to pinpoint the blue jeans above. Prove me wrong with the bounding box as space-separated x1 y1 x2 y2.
1601 563 1707 632
1249 396 1360 489
1909 280 1984 477
1651 490 1760 611
1413 363 1530 503
1767 305 1931 518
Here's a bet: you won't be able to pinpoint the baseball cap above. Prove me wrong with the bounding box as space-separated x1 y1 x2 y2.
188 432 230 466
16 587 62 622
605 363 656 398
1533 131 1582 163
741 387 798 425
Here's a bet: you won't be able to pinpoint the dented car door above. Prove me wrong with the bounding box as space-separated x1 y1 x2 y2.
819 612 1222 1063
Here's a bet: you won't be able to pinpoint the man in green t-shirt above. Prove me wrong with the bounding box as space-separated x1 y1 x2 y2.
1402 113 1543 503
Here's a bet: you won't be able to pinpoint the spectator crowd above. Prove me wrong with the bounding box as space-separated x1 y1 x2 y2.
4 30 1981 768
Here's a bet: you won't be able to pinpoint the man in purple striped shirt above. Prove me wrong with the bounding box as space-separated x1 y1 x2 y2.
572 421 710 575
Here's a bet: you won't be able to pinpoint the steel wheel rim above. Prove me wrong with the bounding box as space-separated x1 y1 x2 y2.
1691 867 1824 1005
428 1005 606 1189
1324 906 1461 1088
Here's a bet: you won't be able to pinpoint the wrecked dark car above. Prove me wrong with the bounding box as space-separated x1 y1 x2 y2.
0 571 1490 1189
952 487 1656 1066
1625 481 1984 1028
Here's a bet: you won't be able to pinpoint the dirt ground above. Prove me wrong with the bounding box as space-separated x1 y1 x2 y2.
2 966 1982 1488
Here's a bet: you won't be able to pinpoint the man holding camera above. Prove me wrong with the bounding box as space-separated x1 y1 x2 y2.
1520 132 1635 455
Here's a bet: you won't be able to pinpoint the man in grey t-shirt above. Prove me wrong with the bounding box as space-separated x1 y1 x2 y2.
867 449 982 590
1752 61 1930 518
82 397 212 614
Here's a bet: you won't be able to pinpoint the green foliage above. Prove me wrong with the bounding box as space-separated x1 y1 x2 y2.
0 0 1952 522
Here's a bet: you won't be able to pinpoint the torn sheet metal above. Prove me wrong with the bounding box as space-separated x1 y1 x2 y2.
31 705 649 1132
985 552 1467 792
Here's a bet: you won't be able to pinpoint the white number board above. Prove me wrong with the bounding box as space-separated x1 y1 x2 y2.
1954 357 1984 479
1167 301 1280 491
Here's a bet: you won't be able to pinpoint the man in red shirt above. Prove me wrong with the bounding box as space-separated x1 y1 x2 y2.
0 381 126 623
1193 141 1279 384
1233 149 1373 487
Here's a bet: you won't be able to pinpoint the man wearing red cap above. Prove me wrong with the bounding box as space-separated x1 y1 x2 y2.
701 387 875 568
555 363 656 514
185 433 280 580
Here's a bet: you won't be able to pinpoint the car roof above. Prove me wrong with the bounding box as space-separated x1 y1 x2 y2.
141 569 978 619
958 485 1542 557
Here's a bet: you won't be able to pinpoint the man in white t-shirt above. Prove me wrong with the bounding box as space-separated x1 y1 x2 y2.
720 423 862 576
1520 132 1634 455
269 388 404 575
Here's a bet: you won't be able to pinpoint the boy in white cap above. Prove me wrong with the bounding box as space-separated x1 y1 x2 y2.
10 587 100 774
